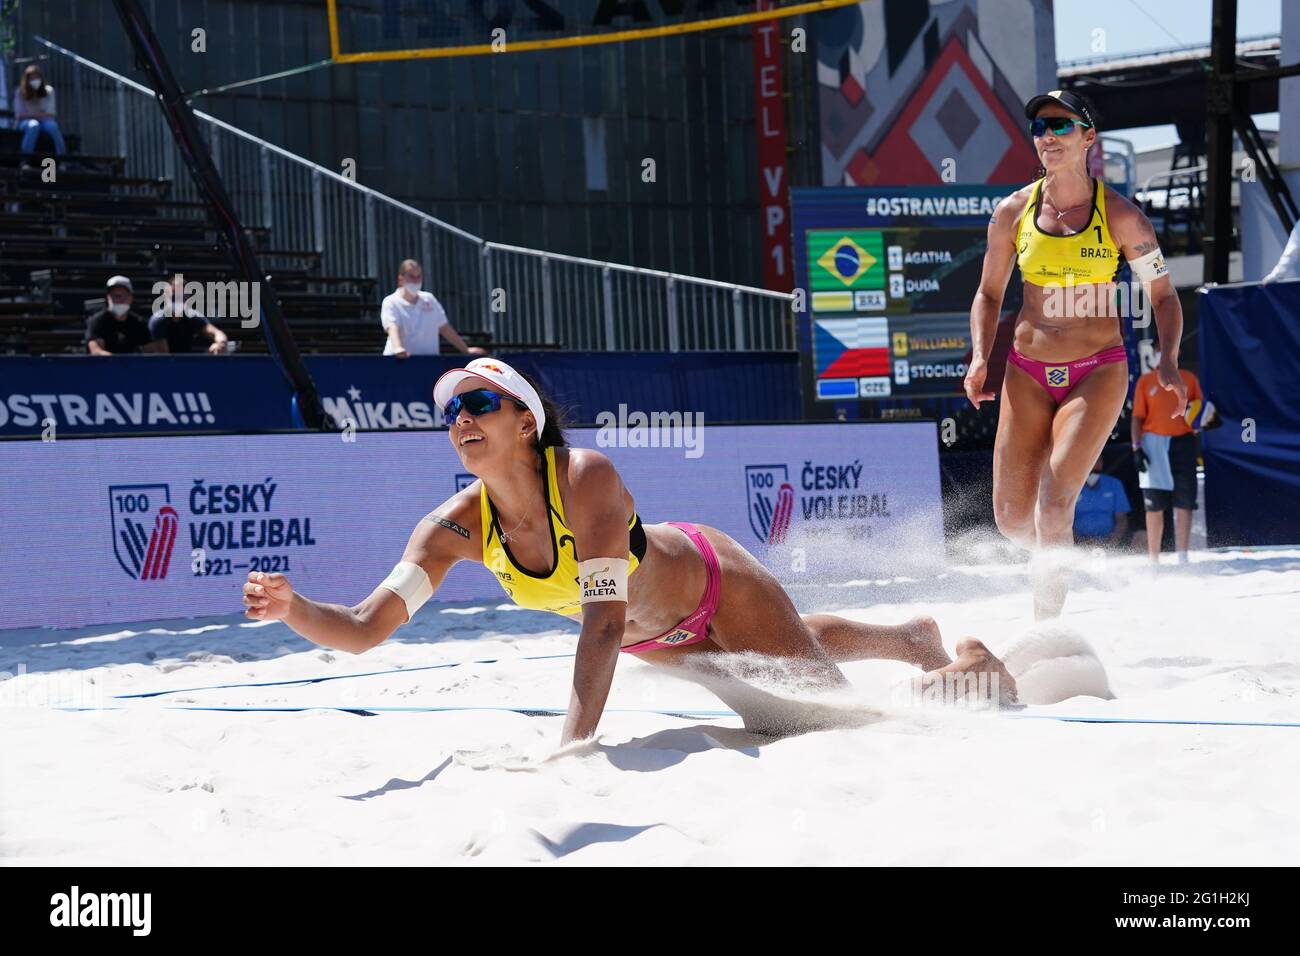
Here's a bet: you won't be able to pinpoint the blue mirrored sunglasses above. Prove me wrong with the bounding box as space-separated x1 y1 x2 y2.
1029 116 1091 138
442 388 526 427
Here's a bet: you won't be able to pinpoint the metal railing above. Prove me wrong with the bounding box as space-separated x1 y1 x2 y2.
1138 165 1207 208
33 35 795 351
481 242 793 351
1137 165 1207 255
1057 32 1279 73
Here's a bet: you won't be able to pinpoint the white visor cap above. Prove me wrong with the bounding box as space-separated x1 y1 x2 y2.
432 358 546 437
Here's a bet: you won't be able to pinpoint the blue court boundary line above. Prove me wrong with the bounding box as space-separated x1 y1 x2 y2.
1004 714 1300 728
107 655 1300 728
58 704 1300 727
63 704 734 718
113 653 577 700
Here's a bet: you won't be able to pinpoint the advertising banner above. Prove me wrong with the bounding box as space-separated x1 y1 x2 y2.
0 352 800 437
1198 282 1300 547
1 422 942 629
753 0 793 291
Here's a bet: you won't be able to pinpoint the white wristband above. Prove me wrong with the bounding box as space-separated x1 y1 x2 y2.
1129 248 1168 283
579 557 629 603
378 561 434 621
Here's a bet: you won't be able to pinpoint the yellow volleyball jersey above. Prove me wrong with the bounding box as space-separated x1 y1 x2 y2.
479 446 644 615
1015 177 1123 286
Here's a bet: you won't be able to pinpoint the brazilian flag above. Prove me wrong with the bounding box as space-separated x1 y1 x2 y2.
808 230 885 292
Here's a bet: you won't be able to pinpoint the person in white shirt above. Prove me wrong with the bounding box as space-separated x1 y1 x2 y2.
381 259 485 358
14 65 67 157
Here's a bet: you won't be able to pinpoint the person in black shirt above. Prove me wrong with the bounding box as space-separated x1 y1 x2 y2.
148 274 229 354
86 275 164 355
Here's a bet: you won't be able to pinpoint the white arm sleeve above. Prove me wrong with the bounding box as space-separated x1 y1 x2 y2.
579 557 629 604
1128 248 1169 284
378 561 434 622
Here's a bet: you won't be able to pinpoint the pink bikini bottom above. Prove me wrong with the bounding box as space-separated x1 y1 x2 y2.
1007 344 1128 403
620 522 720 654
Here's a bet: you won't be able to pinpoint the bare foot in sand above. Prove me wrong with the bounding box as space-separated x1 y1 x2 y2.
905 615 952 673
910 637 1019 707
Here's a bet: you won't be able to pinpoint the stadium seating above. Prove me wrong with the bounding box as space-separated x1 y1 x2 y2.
0 143 464 356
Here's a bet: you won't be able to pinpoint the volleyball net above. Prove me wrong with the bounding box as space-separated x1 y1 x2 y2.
325 0 860 62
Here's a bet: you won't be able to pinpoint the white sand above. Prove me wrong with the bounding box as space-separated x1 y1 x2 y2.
2 548 1298 865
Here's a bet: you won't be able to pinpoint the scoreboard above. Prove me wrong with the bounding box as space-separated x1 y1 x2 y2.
791 185 1023 412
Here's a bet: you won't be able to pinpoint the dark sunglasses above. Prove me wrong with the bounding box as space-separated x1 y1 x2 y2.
1029 116 1091 138
442 388 525 427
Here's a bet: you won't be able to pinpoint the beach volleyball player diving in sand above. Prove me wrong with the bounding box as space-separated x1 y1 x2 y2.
242 357 1017 743
965 90 1187 618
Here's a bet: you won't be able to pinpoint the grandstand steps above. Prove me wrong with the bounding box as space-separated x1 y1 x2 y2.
0 150 124 175
0 145 499 355
0 167 172 197
0 130 83 154
4 193 209 215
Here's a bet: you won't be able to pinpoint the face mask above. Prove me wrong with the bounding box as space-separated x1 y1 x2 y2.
30 79 43 91
110 302 130 317
402 281 422 296
1086 473 1101 488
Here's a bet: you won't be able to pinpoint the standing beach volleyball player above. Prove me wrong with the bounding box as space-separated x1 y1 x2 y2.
965 90 1188 618
242 358 1018 743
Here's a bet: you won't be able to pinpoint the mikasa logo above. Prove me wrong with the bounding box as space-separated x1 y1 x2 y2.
50 886 151 936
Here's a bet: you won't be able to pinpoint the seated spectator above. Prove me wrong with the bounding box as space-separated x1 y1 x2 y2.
86 275 165 355
381 259 485 358
15 65 67 158
149 274 229 354
1073 454 1131 548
